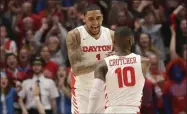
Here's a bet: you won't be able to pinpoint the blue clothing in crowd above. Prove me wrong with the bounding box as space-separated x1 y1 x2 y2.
0 88 16 114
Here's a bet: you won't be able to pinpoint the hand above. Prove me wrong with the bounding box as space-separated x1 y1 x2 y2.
141 0 153 7
51 25 58 32
178 112 186 114
52 16 60 25
170 25 176 34
134 19 142 30
33 83 40 96
41 23 48 31
22 110 28 114
15 81 22 92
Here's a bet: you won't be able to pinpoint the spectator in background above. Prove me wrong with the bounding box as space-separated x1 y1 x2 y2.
141 54 166 114
0 25 17 54
170 25 187 60
141 11 166 61
0 71 22 114
135 32 165 72
107 1 134 30
18 56 59 114
163 58 187 114
35 16 68 66
130 0 151 18
4 53 26 87
25 29 39 55
56 66 71 114
17 47 33 78
40 45 59 79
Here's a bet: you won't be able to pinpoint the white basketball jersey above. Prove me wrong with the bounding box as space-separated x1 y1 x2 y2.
75 26 113 88
104 53 145 109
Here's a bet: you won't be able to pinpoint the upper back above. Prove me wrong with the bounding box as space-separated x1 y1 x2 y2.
104 53 145 107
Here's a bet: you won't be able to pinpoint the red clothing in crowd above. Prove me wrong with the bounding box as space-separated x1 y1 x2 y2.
163 78 187 114
44 61 59 79
141 79 155 114
5 68 27 86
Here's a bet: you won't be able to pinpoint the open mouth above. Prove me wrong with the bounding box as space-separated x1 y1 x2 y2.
91 26 99 31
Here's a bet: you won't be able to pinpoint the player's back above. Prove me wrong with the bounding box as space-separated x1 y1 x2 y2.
104 53 145 113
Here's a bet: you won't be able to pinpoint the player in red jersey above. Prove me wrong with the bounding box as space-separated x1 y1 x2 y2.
87 27 151 113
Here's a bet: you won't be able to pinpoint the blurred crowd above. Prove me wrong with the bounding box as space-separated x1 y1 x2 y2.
0 0 186 114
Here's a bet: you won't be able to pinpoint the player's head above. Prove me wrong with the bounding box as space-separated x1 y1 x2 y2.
114 26 134 50
84 4 103 35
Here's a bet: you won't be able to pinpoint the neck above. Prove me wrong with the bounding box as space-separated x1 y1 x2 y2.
7 67 16 72
35 73 42 77
20 61 28 68
44 59 50 63
84 25 101 39
115 47 131 56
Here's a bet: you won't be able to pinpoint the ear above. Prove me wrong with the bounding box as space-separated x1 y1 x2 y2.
82 16 86 23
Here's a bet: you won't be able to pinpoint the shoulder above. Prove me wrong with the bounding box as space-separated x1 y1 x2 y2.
67 28 81 43
22 79 31 86
102 26 114 37
43 77 55 84
68 28 80 37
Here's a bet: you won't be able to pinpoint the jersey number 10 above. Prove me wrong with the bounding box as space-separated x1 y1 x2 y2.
115 66 136 88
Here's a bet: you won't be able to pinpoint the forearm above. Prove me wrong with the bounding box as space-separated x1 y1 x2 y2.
34 28 45 46
137 4 145 13
51 99 57 114
58 23 67 41
169 33 178 59
87 79 105 113
73 63 97 76
18 98 28 113
173 5 184 15
35 96 46 114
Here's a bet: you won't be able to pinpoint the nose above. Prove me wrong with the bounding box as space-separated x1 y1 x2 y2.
92 19 99 26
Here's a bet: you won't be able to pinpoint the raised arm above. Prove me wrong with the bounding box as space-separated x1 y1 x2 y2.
141 56 151 77
169 25 179 59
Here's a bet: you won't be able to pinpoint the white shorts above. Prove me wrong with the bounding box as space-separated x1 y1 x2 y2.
71 72 105 114
105 106 140 114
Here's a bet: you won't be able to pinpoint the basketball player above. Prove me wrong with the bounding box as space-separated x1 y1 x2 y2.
66 4 114 113
87 27 150 113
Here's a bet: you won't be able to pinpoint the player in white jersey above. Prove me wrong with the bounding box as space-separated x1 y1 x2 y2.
87 27 150 113
66 4 114 113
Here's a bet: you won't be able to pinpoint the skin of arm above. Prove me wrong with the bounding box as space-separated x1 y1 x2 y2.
51 99 57 114
87 60 108 113
141 56 151 77
66 29 97 76
173 5 184 15
18 97 28 114
94 60 108 81
169 26 179 59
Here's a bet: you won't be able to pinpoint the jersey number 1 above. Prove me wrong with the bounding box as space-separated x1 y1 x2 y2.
115 66 136 88
96 54 101 60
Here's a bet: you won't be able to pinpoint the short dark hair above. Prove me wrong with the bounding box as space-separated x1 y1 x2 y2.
5 53 17 60
31 55 45 66
84 4 101 15
114 26 133 39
